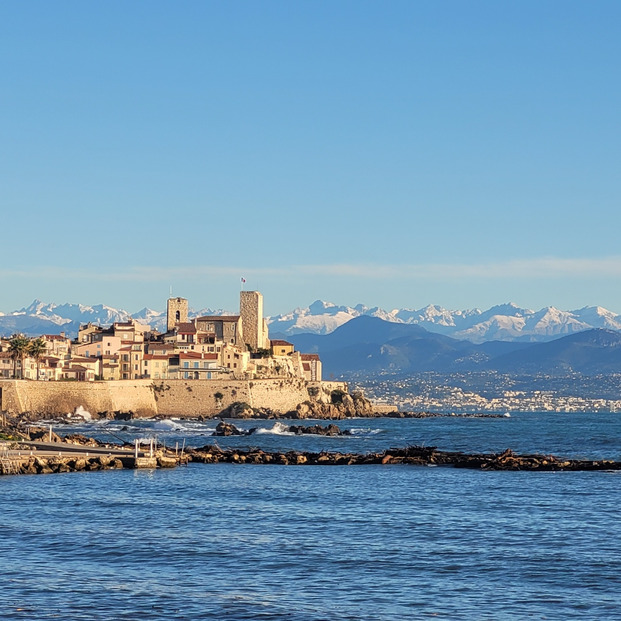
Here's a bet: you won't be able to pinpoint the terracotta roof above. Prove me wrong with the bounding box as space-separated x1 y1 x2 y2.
271 339 293 347
176 323 196 333
301 353 320 361
303 363 310 371
179 352 218 360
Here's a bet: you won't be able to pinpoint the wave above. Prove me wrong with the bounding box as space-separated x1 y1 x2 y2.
348 428 383 436
254 422 295 436
152 419 186 431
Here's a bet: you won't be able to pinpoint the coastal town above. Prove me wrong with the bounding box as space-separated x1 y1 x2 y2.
0 290 322 384
354 372 621 413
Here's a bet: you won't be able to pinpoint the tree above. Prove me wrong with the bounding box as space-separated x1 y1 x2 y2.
28 337 47 380
8 334 30 379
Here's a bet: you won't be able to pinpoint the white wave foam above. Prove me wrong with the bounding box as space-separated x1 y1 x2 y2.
348 428 382 435
152 419 186 431
254 422 295 436
73 405 92 421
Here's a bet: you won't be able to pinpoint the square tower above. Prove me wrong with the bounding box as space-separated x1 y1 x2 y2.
240 290 268 351
167 297 188 332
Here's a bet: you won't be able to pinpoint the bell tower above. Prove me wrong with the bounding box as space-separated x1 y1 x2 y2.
167 297 188 332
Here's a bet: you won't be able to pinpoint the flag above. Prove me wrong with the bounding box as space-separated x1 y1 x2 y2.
241 277 246 283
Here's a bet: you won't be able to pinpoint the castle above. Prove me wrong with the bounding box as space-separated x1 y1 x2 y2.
0 290 321 384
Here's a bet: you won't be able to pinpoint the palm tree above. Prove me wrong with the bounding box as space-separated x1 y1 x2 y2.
28 337 47 380
8 334 30 379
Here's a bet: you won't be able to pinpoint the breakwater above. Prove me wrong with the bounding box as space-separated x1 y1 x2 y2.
187 444 621 471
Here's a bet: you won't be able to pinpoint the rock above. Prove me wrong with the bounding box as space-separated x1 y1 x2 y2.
29 428 63 443
287 423 350 436
157 456 178 468
213 421 246 436
217 402 255 419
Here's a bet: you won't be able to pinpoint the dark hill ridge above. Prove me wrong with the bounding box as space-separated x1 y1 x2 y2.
289 317 621 376
291 316 479 373
491 329 621 375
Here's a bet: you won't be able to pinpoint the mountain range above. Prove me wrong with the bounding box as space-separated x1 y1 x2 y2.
1 298 620 376
1 299 621 345
286 316 621 377
268 300 621 343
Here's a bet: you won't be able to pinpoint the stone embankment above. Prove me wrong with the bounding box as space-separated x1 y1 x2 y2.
187 445 621 472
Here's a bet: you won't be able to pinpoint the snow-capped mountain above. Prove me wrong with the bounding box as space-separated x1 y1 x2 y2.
20 300 131 326
0 300 233 337
267 301 621 343
2 298 621 343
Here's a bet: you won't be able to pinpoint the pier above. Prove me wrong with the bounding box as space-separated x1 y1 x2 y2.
0 438 182 476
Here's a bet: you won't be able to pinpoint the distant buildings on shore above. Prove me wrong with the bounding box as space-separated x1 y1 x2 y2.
0 291 321 383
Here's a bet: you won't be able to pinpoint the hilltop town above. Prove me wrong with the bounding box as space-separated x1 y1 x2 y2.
0 291 321 385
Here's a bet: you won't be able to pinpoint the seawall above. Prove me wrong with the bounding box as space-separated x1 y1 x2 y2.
0 378 347 418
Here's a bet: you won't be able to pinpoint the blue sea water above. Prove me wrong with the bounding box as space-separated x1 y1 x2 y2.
1 412 621 620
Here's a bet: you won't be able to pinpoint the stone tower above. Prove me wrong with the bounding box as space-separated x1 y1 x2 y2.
167 297 188 332
240 290 268 351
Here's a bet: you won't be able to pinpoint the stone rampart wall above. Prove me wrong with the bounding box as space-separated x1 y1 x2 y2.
0 378 347 418
152 377 312 417
0 380 157 417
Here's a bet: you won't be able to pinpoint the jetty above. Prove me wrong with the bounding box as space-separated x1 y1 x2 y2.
0 437 184 476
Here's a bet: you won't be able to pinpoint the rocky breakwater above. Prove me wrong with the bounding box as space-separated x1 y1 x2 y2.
212 421 351 437
187 445 621 471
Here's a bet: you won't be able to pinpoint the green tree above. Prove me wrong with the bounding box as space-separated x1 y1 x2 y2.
28 337 47 380
8 334 30 379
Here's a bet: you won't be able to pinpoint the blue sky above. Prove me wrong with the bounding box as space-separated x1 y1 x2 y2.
2 1 620 316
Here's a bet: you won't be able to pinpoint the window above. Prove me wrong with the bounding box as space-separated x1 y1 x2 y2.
183 362 189 368
194 362 199 368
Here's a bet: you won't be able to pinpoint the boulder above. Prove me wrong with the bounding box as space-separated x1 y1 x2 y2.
213 421 246 436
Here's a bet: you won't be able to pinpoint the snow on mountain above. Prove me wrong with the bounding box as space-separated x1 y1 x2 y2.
267 301 621 343
19 300 131 326
3 298 621 343
571 306 621 331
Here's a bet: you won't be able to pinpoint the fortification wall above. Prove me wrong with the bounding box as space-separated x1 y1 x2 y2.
153 377 311 417
0 378 329 418
152 379 253 417
0 380 157 417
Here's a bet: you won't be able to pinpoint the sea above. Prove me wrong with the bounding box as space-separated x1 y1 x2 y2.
1 411 621 620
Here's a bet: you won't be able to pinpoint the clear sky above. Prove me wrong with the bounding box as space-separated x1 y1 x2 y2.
2 1 620 316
